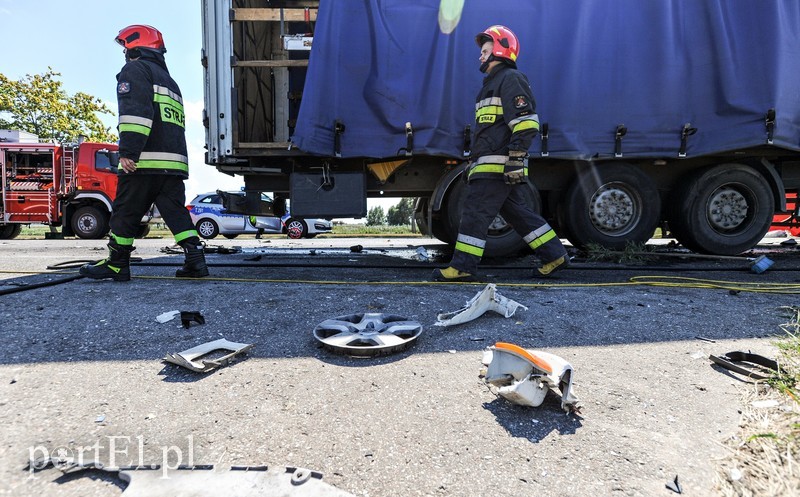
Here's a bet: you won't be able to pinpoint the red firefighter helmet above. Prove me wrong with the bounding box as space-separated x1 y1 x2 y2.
475 25 519 62
115 25 166 52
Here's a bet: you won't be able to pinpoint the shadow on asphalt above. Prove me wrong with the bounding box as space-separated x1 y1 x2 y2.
2 243 800 366
482 397 582 442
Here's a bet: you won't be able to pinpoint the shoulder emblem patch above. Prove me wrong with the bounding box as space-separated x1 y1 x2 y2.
117 81 131 94
513 95 528 109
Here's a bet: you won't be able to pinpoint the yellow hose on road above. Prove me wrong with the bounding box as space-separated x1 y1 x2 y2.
6 270 800 294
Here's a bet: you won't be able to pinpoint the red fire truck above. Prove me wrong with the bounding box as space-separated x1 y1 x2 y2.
0 129 148 240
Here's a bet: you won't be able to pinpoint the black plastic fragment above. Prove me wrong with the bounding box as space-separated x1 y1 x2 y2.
181 311 206 329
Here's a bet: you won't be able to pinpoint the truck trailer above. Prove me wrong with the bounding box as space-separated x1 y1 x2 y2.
0 129 148 239
201 0 800 256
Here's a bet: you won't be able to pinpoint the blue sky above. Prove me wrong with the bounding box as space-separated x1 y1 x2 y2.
0 0 244 198
0 0 394 215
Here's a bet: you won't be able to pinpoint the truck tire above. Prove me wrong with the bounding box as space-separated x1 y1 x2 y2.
0 225 23 239
414 196 452 243
412 197 431 236
557 163 660 250
667 164 774 255
442 177 542 258
196 219 219 239
71 206 109 239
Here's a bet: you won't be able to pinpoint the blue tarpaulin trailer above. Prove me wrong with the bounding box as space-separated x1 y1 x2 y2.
202 0 800 255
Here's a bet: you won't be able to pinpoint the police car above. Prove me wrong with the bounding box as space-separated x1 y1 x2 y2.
187 192 333 239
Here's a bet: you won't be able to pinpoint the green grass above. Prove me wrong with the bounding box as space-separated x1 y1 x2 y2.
774 306 800 402
330 224 420 236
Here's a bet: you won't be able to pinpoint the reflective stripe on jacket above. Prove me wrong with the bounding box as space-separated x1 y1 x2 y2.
116 51 188 177
467 155 529 180
470 64 539 181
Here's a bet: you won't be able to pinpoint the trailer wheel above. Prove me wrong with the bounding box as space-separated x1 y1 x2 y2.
412 197 431 235
196 219 219 239
415 196 452 243
442 176 542 257
557 163 660 250
0 225 23 239
71 206 109 239
668 164 774 255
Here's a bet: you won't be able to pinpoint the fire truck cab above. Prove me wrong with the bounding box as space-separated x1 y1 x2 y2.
0 129 148 239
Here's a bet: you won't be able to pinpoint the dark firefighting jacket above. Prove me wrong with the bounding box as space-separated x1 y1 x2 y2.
116 50 188 178
468 63 540 181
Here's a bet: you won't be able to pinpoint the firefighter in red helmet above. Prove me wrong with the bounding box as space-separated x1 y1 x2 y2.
80 25 208 281
433 25 569 281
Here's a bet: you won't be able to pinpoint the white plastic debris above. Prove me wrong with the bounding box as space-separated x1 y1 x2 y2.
482 342 579 412
415 246 430 261
163 338 254 373
156 310 180 323
435 284 527 327
751 399 780 409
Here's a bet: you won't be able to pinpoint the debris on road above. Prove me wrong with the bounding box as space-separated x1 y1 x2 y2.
27 458 355 496
163 338 254 373
709 351 780 380
180 311 206 329
482 342 579 412
156 310 180 324
436 283 527 327
313 313 423 357
665 474 683 493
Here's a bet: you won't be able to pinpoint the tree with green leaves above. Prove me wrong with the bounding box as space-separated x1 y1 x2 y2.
0 68 116 143
386 197 415 226
366 206 386 226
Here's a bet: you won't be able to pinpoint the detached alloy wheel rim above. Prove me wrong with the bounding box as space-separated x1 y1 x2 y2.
313 313 423 357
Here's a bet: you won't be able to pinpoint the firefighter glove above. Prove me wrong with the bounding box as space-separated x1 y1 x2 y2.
504 158 525 184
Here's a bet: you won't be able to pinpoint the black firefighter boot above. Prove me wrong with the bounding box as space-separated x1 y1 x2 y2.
79 239 133 282
176 238 209 278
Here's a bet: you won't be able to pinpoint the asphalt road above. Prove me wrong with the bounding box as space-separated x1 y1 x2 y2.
1 234 798 496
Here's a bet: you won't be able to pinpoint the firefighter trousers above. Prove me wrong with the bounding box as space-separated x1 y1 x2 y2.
450 178 566 274
109 174 198 245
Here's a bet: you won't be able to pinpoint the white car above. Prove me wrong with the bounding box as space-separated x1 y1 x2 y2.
187 192 333 239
